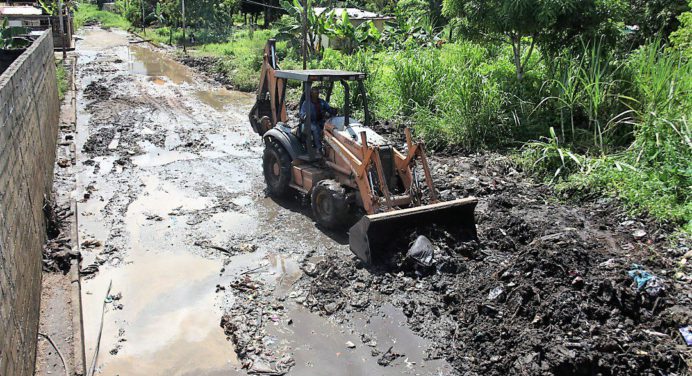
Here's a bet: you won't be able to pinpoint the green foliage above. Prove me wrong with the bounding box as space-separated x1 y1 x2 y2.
626 0 690 47
382 10 443 49
523 41 691 228
114 0 143 27
442 0 625 79
411 42 514 150
392 49 443 115
56 61 68 100
395 0 428 24
278 0 328 57
670 1 692 58
1 18 31 49
192 29 300 91
322 10 381 54
518 127 584 181
74 3 131 29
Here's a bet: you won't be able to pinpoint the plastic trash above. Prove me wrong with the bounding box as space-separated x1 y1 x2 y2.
628 264 665 297
628 265 653 289
406 235 435 266
679 326 692 346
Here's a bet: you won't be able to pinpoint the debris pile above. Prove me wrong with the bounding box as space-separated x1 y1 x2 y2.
84 81 112 101
42 203 79 272
176 55 234 89
220 275 295 375
294 154 691 374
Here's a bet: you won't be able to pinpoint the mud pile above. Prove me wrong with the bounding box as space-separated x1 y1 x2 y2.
294 154 691 375
176 55 234 89
220 275 295 375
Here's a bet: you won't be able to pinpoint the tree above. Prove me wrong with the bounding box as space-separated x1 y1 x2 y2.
627 0 690 47
670 0 692 58
442 0 624 80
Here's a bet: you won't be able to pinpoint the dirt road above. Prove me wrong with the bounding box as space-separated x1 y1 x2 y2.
75 28 450 375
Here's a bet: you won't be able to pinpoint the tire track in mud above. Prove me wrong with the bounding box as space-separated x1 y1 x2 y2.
74 27 449 376
76 28 260 376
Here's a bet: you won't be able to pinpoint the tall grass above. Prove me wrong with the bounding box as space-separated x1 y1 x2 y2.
393 50 444 115
413 44 512 150
524 41 692 228
56 61 68 100
73 3 131 30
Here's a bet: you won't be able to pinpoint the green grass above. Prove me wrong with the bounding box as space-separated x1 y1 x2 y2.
74 3 131 30
56 61 68 100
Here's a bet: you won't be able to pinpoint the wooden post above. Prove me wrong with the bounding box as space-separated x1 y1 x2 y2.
181 0 187 53
141 0 145 35
302 0 307 69
57 0 67 59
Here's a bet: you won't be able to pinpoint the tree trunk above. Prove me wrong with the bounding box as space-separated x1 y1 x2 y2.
511 35 524 80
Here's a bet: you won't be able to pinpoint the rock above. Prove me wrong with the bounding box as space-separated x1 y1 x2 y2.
632 229 647 240
572 276 584 288
234 243 257 253
346 341 356 349
487 286 504 301
324 302 340 315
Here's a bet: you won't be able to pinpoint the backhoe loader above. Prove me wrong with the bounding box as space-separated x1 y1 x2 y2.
249 39 477 264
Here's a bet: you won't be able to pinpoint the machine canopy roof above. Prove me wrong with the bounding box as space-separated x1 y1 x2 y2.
275 69 366 82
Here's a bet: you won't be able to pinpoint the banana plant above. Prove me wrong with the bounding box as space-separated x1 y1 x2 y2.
1 18 31 49
322 10 381 54
278 0 328 56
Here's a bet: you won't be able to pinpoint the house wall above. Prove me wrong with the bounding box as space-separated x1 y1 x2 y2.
0 30 60 376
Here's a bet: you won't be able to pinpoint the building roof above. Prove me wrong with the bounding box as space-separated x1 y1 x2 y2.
0 6 42 15
313 7 393 21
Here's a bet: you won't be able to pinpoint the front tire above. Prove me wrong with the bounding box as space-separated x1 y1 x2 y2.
263 138 292 196
311 180 349 229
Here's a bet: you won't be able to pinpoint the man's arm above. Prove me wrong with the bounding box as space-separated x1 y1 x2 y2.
321 100 334 116
300 101 309 120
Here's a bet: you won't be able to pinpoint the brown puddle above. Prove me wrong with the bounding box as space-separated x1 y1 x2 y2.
78 29 262 376
129 45 194 85
128 44 252 111
81 177 241 375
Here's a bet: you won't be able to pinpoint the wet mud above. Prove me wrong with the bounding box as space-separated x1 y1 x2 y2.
74 27 449 375
295 154 692 375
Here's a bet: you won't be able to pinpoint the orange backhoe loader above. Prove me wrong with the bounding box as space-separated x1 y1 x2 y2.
249 39 477 264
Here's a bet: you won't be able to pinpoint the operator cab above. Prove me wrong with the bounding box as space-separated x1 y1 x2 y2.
250 65 371 162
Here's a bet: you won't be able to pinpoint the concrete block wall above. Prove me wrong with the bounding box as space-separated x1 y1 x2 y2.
0 30 60 376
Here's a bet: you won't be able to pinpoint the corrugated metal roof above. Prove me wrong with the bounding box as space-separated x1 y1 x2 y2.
0 6 43 15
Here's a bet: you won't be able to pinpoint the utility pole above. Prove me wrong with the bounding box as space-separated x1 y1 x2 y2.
302 0 307 69
57 0 67 60
181 0 187 53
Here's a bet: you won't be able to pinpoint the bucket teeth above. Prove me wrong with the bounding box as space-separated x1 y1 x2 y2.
348 197 478 264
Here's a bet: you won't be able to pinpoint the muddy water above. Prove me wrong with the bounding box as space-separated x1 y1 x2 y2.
76 27 450 375
77 29 252 375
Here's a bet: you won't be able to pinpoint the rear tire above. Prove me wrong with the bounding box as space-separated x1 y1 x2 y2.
263 138 292 196
311 180 349 229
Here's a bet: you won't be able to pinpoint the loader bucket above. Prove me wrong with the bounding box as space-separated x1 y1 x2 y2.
349 197 478 264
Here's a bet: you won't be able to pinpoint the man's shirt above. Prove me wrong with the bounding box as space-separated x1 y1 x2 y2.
300 99 332 126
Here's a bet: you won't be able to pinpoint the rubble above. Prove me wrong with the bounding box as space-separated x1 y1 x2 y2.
220 275 295 374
